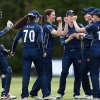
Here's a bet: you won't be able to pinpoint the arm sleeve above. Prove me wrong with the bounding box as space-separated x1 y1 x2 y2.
84 34 93 39
60 37 66 46
0 27 9 37
38 26 44 53
84 23 93 33
78 23 84 28
12 29 22 52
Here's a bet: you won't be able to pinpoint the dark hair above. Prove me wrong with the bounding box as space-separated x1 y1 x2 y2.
12 15 36 31
41 9 55 26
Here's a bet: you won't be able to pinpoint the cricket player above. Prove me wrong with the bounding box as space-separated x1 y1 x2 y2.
0 10 17 99
11 10 51 100
72 8 100 99
56 10 82 99
79 7 95 99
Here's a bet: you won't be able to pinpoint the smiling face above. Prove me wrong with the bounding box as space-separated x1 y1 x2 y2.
67 13 76 22
46 11 56 23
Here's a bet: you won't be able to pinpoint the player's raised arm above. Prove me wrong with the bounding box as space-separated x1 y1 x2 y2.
51 17 62 36
0 10 13 37
62 17 69 36
0 20 13 37
72 16 86 33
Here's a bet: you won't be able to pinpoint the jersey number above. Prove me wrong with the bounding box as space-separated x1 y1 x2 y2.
97 31 100 40
23 30 35 42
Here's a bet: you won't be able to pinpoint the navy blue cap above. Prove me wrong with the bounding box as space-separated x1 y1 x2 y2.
90 11 94 16
81 11 87 15
90 9 100 17
66 10 76 16
83 7 95 14
28 10 43 18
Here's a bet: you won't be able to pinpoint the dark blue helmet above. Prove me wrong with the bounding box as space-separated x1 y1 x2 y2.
66 10 76 16
0 9 2 18
90 9 100 17
83 7 95 14
28 10 43 18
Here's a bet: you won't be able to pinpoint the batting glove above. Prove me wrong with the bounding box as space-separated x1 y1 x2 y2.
0 44 11 58
7 20 13 30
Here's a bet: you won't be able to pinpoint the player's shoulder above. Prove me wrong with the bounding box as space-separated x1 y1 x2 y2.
34 23 41 27
43 24 52 30
85 23 93 29
33 24 42 30
77 23 84 27
52 24 57 28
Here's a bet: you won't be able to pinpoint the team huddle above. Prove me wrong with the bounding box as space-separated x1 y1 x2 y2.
0 6 100 100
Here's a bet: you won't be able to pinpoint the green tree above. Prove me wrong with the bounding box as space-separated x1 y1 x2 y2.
0 0 100 73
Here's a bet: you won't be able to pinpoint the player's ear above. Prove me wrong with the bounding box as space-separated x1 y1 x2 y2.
46 15 50 19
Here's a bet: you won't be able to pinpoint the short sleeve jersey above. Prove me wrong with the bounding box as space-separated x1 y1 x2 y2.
62 23 83 50
43 21 57 50
85 21 100 47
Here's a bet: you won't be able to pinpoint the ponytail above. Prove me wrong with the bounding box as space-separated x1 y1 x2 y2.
12 15 29 31
41 15 46 26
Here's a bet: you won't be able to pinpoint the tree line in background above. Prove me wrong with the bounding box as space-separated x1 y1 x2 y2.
0 0 99 74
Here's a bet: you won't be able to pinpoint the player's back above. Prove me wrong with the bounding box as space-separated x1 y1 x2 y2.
22 21 42 48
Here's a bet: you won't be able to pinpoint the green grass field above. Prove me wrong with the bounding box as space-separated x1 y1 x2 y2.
0 77 94 100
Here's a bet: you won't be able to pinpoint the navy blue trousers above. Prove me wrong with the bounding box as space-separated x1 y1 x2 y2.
90 47 100 98
0 51 8 73
80 48 92 95
21 47 50 98
57 50 82 96
30 49 52 96
0 51 9 89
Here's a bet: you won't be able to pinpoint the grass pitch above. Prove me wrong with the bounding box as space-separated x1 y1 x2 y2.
0 77 93 100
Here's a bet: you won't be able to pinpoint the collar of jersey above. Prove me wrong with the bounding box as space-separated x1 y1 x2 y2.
46 21 53 25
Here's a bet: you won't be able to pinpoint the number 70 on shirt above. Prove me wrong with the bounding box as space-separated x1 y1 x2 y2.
23 30 35 42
